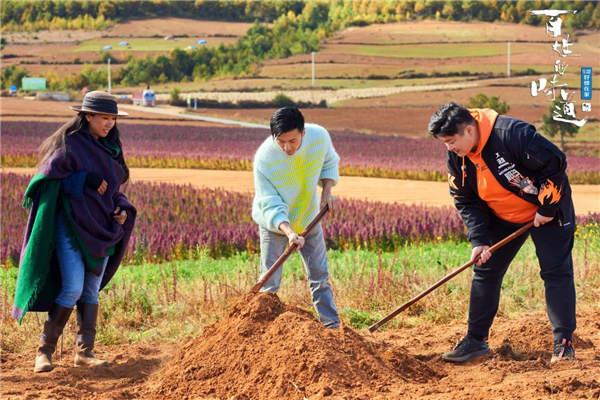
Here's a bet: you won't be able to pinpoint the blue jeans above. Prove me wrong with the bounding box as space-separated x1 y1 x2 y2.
55 214 108 308
259 224 340 328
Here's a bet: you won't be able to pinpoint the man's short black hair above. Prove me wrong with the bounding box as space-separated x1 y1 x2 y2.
270 107 304 138
428 102 476 137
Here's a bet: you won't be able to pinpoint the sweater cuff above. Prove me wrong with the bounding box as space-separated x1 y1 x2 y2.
272 214 290 233
319 168 339 185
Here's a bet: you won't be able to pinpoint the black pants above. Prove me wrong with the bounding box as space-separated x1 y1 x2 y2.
467 217 576 343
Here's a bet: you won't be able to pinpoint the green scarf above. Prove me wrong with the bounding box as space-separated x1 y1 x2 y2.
12 174 112 324
13 174 60 323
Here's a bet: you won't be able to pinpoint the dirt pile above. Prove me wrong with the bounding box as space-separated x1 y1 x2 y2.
494 316 595 361
145 293 440 399
3 309 599 399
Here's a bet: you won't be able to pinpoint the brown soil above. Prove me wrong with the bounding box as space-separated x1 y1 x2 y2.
495 318 595 362
328 20 552 44
189 105 543 137
105 18 253 38
3 19 252 45
1 343 169 400
2 297 599 400
2 42 116 65
4 30 101 44
145 293 441 399
190 106 429 136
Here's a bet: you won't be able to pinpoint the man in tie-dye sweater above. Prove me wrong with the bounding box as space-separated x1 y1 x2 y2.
252 107 340 328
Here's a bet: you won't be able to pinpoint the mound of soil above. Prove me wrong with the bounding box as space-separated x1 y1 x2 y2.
145 293 440 399
494 316 595 361
3 308 599 400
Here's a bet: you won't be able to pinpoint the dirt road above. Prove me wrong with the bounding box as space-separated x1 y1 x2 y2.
5 167 600 213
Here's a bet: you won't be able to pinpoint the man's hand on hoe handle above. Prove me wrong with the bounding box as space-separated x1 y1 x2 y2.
279 222 305 250
471 245 491 266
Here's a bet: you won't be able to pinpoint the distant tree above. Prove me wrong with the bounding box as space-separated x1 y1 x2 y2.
299 0 329 30
170 87 181 105
542 98 580 151
566 2 595 30
99 51 113 64
413 0 427 16
468 93 510 114
593 5 600 29
0 65 28 90
6 0 597 32
442 1 462 21
67 65 109 91
273 93 295 107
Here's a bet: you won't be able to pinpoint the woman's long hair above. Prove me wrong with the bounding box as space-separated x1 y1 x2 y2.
38 112 129 183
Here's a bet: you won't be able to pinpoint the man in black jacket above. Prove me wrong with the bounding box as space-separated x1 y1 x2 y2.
428 102 576 364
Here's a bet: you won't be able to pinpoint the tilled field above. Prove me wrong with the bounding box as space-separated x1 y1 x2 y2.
2 295 599 399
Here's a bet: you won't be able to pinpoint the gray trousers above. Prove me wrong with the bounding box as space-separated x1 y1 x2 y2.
259 224 340 328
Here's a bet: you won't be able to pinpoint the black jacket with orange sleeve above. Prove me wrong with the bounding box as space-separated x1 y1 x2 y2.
447 115 575 247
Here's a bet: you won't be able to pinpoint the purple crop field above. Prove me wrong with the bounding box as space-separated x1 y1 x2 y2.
4 121 599 183
2 121 447 180
2 173 468 266
3 173 599 267
6 121 598 183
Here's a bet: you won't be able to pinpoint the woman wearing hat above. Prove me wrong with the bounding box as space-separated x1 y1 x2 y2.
12 91 137 373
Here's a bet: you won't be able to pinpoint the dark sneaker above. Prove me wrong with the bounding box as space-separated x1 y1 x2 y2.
442 335 491 363
551 338 575 364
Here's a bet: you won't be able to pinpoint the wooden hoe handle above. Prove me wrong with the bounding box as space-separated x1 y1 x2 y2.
250 204 330 294
368 221 534 333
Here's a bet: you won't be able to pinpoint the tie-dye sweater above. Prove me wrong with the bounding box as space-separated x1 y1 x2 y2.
252 123 340 233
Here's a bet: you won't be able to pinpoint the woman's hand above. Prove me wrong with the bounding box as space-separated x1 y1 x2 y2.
113 206 127 225
85 172 107 195
97 180 108 195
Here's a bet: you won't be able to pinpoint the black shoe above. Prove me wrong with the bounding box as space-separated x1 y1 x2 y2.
442 335 490 363
551 338 575 364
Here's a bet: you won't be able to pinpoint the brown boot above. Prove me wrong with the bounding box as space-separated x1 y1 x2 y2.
74 303 108 367
34 305 73 373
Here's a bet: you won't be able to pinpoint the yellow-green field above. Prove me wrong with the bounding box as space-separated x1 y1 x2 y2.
75 37 238 52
